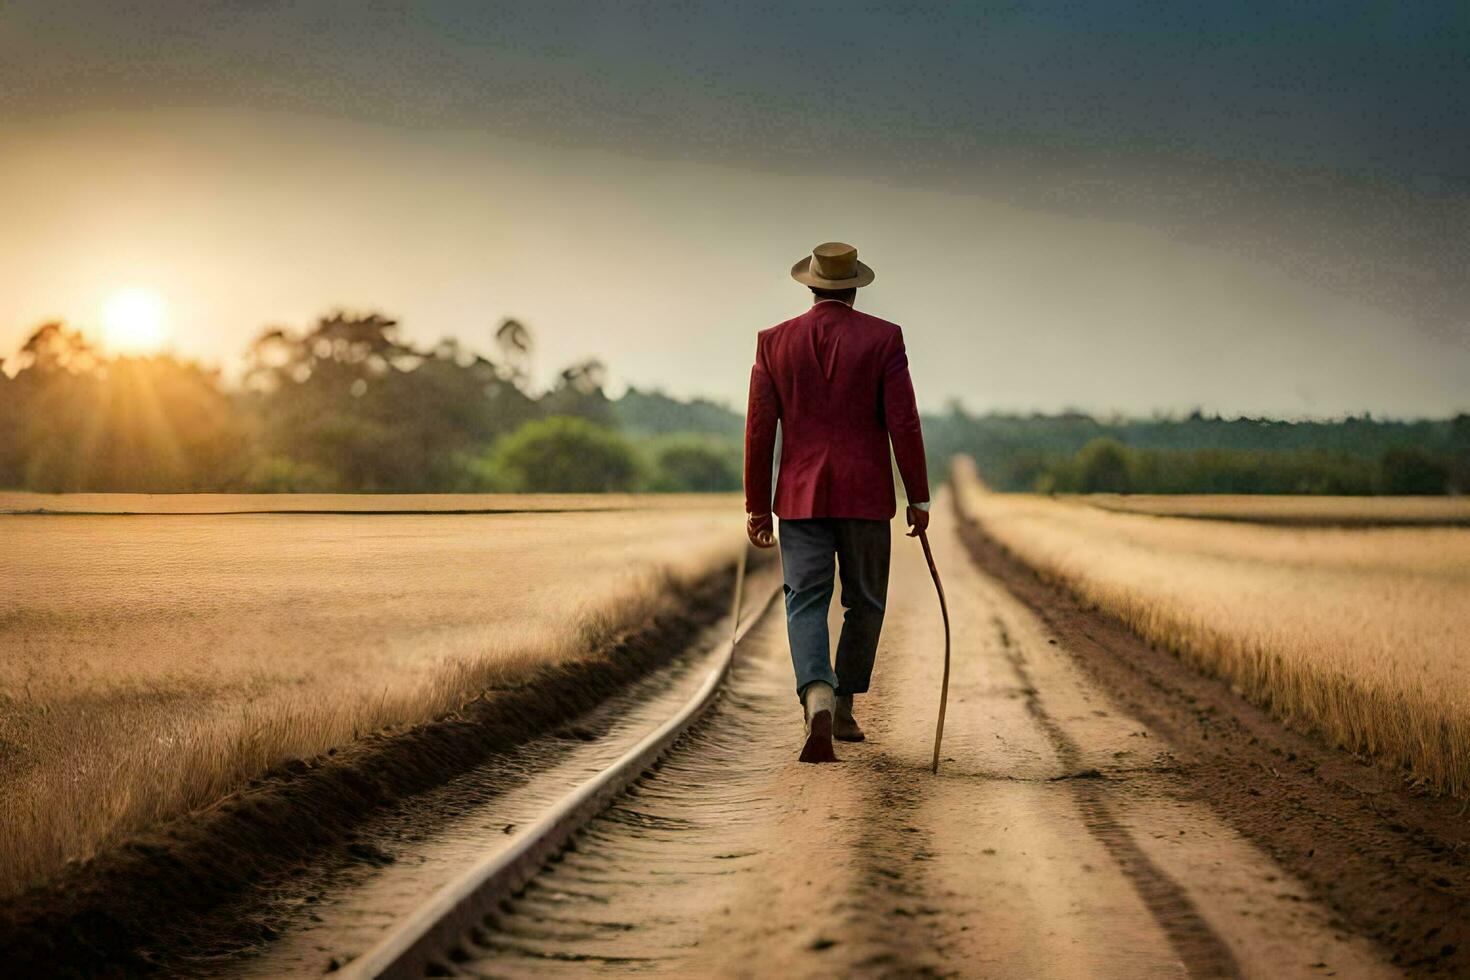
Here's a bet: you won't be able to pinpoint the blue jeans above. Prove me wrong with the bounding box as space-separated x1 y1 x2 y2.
778 517 891 700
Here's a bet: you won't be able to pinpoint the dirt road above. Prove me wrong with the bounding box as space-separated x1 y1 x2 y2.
464 507 1393 978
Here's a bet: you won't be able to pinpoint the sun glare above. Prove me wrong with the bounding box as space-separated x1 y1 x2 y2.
102 287 170 354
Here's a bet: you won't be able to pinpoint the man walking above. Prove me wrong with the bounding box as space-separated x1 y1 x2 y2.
744 241 930 763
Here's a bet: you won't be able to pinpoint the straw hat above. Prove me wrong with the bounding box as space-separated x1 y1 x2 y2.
790 241 875 289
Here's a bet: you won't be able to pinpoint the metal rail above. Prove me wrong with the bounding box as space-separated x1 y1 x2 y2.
342 549 773 979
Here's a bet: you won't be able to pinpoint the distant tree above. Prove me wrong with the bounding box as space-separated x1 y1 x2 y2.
244 455 340 492
538 358 616 427
242 311 538 491
494 318 533 390
615 386 743 438
1076 438 1133 493
0 323 249 491
924 405 1462 492
1449 414 1470 493
1379 447 1449 495
647 436 740 492
1032 442 1388 495
490 416 640 492
559 358 606 394
0 373 18 486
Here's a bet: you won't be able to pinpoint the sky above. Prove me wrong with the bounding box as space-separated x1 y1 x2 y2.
1 1 1466 417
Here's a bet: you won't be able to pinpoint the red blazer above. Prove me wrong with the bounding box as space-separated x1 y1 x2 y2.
745 300 929 521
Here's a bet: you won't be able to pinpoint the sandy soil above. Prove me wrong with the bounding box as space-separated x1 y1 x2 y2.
452 500 1395 978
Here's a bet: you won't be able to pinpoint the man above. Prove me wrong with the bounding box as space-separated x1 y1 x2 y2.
744 241 930 763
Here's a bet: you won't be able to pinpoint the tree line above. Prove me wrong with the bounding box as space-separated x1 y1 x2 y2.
0 314 741 494
1033 438 1459 495
2 314 1463 495
924 407 1469 495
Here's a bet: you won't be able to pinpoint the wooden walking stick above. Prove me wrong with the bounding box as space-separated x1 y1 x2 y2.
727 540 748 663
917 528 951 774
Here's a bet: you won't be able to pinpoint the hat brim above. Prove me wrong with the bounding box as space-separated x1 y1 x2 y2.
790 256 875 289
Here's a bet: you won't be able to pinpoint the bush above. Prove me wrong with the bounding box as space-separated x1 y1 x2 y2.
1379 447 1449 495
244 455 340 492
1077 438 1133 493
1036 440 1388 494
647 436 740 492
489 416 641 492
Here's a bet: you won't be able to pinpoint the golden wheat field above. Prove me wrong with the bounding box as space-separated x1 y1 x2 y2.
953 461 1470 797
0 495 742 896
1082 493 1470 527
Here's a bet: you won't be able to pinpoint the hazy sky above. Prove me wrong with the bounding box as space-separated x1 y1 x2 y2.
1 2 1466 416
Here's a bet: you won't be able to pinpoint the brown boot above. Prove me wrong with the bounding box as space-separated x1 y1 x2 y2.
834 694 865 742
799 682 838 763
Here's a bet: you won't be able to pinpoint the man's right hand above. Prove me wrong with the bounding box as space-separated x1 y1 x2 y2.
747 512 776 549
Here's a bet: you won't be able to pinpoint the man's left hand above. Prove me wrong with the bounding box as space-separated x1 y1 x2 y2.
906 504 930 538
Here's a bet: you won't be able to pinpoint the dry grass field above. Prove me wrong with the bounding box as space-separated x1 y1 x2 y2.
1082 493 1470 527
0 495 742 897
0 491 729 516
953 460 1470 797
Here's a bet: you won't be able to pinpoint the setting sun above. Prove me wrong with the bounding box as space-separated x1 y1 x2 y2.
102 287 169 354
